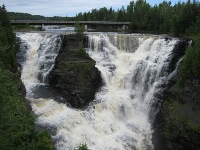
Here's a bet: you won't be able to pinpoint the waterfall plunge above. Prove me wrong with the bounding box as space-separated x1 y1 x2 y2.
18 33 178 150
18 33 62 96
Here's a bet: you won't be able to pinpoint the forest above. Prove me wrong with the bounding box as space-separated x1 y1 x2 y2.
74 0 200 36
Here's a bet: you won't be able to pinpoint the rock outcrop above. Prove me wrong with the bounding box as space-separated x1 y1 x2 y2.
154 80 200 150
153 40 200 150
49 34 102 108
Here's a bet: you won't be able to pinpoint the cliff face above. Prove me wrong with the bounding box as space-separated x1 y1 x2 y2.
49 34 102 108
154 81 200 150
153 40 200 150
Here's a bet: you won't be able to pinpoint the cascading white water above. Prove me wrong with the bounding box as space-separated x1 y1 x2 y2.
17 33 62 95
18 32 179 150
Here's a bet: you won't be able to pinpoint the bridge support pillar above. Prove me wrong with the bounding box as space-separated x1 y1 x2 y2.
84 24 88 31
41 24 45 31
118 25 126 32
122 25 126 31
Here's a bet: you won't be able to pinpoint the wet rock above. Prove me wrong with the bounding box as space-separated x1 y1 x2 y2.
167 40 187 74
152 39 200 150
49 34 102 109
153 69 200 149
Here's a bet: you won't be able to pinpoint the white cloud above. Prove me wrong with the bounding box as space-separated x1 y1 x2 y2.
0 0 131 17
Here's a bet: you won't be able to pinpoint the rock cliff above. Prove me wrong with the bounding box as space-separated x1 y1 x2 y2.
49 34 102 108
153 40 200 150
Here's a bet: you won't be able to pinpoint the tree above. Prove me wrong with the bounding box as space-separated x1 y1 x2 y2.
74 21 84 39
131 0 151 31
127 1 134 21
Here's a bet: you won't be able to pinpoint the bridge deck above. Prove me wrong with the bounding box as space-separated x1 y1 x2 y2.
10 20 130 26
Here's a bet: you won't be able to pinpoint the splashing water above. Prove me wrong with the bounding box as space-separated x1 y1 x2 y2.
18 33 178 150
18 33 61 95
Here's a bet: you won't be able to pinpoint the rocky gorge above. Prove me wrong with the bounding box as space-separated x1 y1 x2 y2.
48 34 200 149
16 32 200 149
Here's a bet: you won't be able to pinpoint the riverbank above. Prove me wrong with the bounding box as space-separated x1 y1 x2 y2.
0 6 55 149
153 35 200 150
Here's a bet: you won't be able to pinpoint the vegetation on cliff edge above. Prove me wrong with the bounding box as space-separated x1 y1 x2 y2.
0 5 54 149
161 90 200 150
179 35 200 85
158 33 200 149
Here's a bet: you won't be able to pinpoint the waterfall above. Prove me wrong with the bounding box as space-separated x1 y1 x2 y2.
18 32 179 150
17 32 62 96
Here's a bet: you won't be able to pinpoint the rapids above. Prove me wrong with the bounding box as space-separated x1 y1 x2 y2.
17 32 179 150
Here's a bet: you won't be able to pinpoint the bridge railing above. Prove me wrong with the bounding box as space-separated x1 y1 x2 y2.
10 20 130 25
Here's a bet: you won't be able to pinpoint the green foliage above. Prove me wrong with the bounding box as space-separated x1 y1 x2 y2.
185 15 200 35
76 143 88 150
75 21 84 39
78 48 91 58
0 68 54 149
0 6 17 72
8 0 200 35
162 93 200 149
130 0 151 31
8 12 66 21
69 0 200 35
74 7 117 22
178 34 200 85
0 5 54 149
63 60 95 86
12 24 40 31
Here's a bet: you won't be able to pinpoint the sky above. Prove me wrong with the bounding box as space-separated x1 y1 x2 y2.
0 0 188 17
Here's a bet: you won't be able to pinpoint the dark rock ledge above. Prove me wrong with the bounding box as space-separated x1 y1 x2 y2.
49 34 102 108
153 39 200 150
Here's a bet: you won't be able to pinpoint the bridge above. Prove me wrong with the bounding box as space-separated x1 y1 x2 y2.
10 20 130 31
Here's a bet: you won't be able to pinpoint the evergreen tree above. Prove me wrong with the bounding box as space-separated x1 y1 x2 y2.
0 5 54 149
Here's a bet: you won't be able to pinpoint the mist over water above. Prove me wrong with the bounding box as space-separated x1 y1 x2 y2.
18 32 178 150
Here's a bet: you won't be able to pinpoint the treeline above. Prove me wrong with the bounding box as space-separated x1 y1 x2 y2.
8 0 200 36
8 12 67 21
72 0 200 83
0 5 54 149
9 12 45 20
74 0 200 36
179 35 200 84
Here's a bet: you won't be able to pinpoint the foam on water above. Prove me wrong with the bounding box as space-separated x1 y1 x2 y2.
18 33 178 150
18 33 61 96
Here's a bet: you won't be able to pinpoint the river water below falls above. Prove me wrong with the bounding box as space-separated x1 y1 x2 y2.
17 32 179 150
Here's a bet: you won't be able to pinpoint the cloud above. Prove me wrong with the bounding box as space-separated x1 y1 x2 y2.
0 0 131 17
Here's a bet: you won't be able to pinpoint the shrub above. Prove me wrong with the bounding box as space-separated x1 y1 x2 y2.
178 34 200 85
